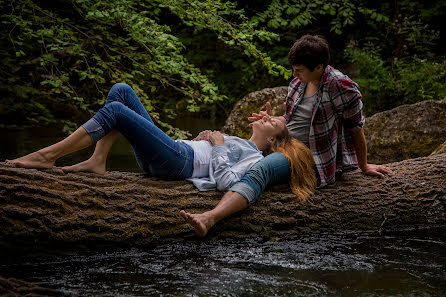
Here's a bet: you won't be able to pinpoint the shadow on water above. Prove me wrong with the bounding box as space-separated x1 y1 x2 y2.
1 231 445 296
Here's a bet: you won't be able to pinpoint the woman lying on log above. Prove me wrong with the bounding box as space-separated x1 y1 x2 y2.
6 83 316 196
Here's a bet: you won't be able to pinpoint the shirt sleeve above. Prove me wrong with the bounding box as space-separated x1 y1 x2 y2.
211 145 263 192
331 78 365 131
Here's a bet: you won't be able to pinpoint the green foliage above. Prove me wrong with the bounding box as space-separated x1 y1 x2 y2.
347 47 445 115
249 0 388 35
0 0 444 135
0 0 288 136
342 0 445 115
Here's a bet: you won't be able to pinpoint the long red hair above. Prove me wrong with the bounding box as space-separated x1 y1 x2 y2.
267 128 317 202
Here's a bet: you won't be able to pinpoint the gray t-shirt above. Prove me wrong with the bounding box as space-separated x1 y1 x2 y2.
286 92 316 147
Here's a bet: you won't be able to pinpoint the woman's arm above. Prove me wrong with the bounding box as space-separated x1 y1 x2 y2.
208 132 262 191
212 146 263 191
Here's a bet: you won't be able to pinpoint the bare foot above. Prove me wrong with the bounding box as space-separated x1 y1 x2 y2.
61 157 106 175
180 210 215 237
6 151 54 169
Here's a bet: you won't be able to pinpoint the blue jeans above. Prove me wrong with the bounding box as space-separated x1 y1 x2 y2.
228 152 320 204
81 83 194 180
228 152 291 204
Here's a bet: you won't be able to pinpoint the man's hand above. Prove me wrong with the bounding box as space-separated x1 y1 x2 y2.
208 131 224 146
351 128 392 179
361 163 392 178
248 102 272 126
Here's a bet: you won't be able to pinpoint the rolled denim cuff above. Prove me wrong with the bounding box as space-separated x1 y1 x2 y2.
81 117 105 144
228 182 257 204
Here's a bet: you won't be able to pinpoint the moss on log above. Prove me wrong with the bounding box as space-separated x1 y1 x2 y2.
1 154 445 251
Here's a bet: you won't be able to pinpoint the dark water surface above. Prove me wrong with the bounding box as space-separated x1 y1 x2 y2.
1 125 445 296
1 232 445 296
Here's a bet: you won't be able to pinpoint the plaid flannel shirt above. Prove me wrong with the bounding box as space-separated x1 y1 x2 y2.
284 65 365 186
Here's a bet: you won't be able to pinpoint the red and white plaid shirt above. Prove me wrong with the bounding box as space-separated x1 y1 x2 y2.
284 65 365 186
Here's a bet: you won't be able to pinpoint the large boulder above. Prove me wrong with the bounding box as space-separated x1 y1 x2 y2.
1 153 445 252
364 100 446 164
222 87 446 163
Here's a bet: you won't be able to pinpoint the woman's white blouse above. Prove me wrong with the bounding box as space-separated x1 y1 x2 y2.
180 136 263 191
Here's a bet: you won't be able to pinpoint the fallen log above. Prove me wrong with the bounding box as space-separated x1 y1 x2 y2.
1 153 445 251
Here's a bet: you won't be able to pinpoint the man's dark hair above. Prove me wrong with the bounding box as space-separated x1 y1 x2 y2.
288 35 330 71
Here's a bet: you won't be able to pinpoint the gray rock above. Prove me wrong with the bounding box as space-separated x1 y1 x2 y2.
364 100 446 163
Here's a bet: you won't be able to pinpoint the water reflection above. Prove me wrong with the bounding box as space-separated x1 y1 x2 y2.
1 232 445 296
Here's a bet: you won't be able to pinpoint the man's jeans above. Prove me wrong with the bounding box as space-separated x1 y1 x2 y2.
82 83 194 179
229 152 291 203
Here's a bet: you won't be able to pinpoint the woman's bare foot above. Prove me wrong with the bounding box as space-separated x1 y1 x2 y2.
180 210 215 237
61 157 106 175
6 151 55 169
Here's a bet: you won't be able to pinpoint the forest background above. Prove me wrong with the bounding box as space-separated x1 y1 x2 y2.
1 0 445 138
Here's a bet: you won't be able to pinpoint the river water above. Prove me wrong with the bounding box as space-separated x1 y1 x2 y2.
1 232 445 296
1 124 445 296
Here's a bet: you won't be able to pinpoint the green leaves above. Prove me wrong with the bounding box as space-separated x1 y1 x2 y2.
0 0 442 134
346 46 445 115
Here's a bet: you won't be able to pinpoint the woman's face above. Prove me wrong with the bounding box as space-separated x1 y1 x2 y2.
252 115 285 140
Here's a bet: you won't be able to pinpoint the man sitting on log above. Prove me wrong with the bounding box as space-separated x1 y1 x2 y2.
180 34 392 237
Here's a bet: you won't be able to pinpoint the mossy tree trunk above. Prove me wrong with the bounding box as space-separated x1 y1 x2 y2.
0 154 445 251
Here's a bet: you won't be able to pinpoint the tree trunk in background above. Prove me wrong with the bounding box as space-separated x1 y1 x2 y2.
0 153 445 251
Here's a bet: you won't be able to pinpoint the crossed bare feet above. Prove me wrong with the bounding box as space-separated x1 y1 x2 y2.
61 157 106 175
180 210 215 237
6 152 106 175
6 151 55 169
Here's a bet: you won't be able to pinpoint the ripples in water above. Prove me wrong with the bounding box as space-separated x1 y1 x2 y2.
1 231 445 296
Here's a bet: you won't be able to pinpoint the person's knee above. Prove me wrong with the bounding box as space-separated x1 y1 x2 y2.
103 101 128 123
107 101 125 112
108 83 133 103
110 83 131 93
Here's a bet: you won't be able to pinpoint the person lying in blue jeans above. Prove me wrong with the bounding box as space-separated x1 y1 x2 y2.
6 83 316 196
180 34 392 237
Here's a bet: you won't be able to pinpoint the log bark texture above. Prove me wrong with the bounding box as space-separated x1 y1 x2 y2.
1 154 445 251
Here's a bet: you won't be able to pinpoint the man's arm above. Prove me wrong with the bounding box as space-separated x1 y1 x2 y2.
351 128 392 178
330 77 392 178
